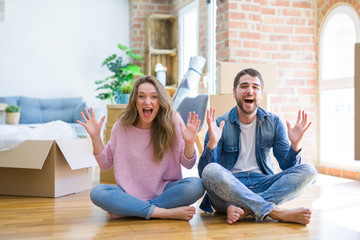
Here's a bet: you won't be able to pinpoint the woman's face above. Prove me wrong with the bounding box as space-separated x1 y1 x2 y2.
135 82 160 129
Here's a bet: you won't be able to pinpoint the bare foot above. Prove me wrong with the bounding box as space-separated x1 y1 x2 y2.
151 206 196 221
268 207 312 225
108 212 124 219
226 205 245 224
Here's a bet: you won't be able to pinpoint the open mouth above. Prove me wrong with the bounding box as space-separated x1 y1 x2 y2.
244 97 254 104
143 108 153 117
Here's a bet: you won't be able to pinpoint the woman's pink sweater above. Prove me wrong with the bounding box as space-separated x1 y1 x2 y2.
95 114 197 201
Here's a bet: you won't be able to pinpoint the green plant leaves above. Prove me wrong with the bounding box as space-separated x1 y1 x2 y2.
95 43 144 102
118 43 144 61
120 81 134 94
5 105 21 113
124 64 144 76
101 54 117 67
117 43 130 51
125 51 144 61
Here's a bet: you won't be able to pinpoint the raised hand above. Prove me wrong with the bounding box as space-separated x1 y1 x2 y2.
180 111 200 145
77 107 106 138
286 110 312 152
206 107 225 150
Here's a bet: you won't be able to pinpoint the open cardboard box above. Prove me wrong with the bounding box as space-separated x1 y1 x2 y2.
0 139 97 197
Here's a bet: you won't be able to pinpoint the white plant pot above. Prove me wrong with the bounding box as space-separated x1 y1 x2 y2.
6 112 20 125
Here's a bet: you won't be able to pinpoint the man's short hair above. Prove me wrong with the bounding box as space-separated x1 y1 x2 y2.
233 68 264 91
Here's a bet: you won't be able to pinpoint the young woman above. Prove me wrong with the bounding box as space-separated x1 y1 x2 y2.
78 75 205 221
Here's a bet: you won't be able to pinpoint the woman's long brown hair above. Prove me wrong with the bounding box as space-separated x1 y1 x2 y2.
119 75 175 163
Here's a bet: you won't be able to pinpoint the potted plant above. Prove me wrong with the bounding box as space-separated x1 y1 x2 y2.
95 43 144 104
116 80 133 104
5 105 21 125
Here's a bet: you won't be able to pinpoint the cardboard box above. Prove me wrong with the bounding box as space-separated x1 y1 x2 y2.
218 62 277 95
0 139 98 197
210 94 236 118
100 168 116 184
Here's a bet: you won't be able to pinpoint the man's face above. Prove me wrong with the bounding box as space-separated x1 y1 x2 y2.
233 74 263 115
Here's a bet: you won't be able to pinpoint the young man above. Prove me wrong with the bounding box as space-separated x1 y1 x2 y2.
198 68 317 225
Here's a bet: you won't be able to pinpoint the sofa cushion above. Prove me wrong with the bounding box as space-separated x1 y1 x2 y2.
73 102 88 122
61 97 83 108
1 96 18 106
42 108 74 123
18 96 44 124
40 97 82 109
40 98 82 123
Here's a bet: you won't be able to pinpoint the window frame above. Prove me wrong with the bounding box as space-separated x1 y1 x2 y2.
178 0 199 82
318 4 360 167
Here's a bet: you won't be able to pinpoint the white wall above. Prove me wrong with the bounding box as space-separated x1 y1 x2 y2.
0 0 130 110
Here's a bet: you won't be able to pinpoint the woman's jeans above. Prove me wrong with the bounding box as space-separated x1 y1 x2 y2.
202 163 317 222
90 177 205 219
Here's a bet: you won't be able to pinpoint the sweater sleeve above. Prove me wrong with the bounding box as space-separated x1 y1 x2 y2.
174 113 197 169
94 121 119 171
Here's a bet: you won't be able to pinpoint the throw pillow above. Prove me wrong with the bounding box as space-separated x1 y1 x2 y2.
18 96 43 124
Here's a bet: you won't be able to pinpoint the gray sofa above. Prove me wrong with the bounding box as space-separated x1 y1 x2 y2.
0 96 89 137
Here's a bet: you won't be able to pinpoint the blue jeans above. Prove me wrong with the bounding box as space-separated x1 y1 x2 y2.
90 177 205 219
202 163 317 222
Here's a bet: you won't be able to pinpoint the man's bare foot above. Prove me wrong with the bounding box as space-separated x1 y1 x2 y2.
151 206 196 221
268 207 312 225
108 212 124 219
226 205 245 224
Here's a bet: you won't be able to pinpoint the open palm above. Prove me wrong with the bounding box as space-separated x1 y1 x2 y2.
206 107 225 150
77 107 105 138
180 112 200 145
286 110 312 152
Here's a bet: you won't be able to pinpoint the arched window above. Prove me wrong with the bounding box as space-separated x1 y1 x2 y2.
319 5 360 167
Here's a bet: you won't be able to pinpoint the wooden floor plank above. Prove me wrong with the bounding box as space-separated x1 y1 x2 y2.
0 174 360 240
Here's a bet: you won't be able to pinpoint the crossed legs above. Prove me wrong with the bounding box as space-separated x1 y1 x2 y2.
202 163 317 225
90 177 204 221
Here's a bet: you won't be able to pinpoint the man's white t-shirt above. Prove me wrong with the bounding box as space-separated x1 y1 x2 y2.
231 119 261 174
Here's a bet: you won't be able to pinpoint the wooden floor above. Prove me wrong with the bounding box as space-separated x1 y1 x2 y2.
1 173 360 240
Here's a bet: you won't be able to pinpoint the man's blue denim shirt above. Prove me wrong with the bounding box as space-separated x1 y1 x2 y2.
198 106 302 213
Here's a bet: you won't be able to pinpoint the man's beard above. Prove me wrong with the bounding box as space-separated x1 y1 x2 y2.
235 97 258 115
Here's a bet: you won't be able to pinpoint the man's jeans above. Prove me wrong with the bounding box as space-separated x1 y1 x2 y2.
90 177 205 219
202 163 317 222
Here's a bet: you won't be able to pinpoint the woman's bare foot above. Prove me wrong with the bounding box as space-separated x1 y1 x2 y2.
226 205 245 224
108 212 124 219
151 206 196 221
268 207 312 225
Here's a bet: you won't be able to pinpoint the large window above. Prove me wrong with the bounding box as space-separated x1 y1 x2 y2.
319 5 360 167
179 0 199 83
